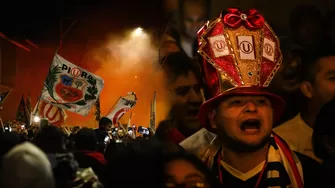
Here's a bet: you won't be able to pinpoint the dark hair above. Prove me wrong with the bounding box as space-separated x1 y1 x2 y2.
1 132 20 156
325 10 335 21
289 5 323 31
155 120 174 142
99 117 112 127
163 152 220 187
161 51 203 84
300 47 335 83
74 128 97 151
312 99 335 160
165 25 181 46
35 125 66 153
104 140 166 187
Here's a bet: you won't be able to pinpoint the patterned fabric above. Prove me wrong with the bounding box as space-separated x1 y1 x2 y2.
200 133 304 188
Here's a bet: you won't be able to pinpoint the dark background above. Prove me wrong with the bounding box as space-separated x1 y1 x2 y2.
0 0 165 43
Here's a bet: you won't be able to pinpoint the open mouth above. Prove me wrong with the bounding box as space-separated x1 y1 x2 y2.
186 109 199 117
240 119 261 132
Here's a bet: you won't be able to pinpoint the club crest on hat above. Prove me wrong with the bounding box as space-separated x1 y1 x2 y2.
197 8 282 97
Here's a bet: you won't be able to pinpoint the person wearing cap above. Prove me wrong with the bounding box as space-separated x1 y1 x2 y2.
193 8 320 188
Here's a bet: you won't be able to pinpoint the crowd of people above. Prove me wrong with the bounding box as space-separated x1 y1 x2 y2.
1 2 335 188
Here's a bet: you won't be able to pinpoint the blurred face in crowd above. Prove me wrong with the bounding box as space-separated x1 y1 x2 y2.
165 159 209 188
117 129 125 138
210 96 273 152
102 123 112 131
273 51 302 93
183 1 206 39
304 56 335 112
169 71 204 134
295 17 323 47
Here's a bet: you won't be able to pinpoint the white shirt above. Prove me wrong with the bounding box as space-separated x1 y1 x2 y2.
274 113 320 162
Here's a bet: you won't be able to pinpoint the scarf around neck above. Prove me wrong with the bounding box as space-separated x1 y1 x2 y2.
200 132 304 188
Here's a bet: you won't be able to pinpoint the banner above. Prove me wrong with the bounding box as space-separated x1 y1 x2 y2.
32 99 67 126
106 92 137 125
41 54 104 116
16 95 28 125
0 90 11 104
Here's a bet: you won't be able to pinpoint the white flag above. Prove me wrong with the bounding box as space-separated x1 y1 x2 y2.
41 54 104 116
106 92 137 125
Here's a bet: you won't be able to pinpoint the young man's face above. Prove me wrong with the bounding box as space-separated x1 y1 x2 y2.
210 95 273 152
169 71 204 134
308 56 335 112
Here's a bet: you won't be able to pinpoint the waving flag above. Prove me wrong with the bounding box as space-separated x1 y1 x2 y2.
16 95 28 125
32 99 67 126
106 92 137 125
0 89 11 104
25 93 32 125
41 54 104 116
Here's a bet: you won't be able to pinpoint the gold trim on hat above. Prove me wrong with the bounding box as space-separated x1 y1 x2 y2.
198 17 240 87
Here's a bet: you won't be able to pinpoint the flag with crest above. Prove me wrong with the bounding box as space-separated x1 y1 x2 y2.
41 54 104 116
16 95 28 124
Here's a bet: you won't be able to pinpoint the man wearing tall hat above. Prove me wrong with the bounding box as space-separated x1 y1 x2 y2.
193 8 320 187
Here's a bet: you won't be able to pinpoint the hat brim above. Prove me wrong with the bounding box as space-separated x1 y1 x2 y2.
198 87 285 130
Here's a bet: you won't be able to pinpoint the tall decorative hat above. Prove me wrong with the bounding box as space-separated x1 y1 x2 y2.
197 8 285 128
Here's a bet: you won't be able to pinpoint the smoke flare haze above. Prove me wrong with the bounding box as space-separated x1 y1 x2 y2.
65 30 171 128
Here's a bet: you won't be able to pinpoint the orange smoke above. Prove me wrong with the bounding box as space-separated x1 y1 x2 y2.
65 29 171 128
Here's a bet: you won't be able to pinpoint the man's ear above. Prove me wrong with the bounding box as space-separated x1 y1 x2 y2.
300 81 313 98
208 110 217 129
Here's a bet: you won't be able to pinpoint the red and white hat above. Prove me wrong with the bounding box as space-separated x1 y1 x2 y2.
197 8 285 129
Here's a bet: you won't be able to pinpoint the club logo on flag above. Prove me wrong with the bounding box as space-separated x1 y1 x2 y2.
38 100 67 126
106 92 137 125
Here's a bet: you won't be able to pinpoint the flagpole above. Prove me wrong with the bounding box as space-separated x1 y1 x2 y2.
0 116 4 132
0 106 4 132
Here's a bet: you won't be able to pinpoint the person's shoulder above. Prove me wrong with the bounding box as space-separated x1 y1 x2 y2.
294 152 321 188
274 115 299 132
295 151 321 168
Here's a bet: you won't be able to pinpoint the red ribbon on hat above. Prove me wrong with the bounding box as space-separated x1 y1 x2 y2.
223 8 265 29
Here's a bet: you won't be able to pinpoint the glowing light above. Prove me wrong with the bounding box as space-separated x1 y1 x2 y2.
33 116 41 123
132 27 143 37
135 75 137 79
131 27 148 39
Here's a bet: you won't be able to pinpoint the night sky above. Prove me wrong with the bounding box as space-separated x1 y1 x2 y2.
1 0 165 43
